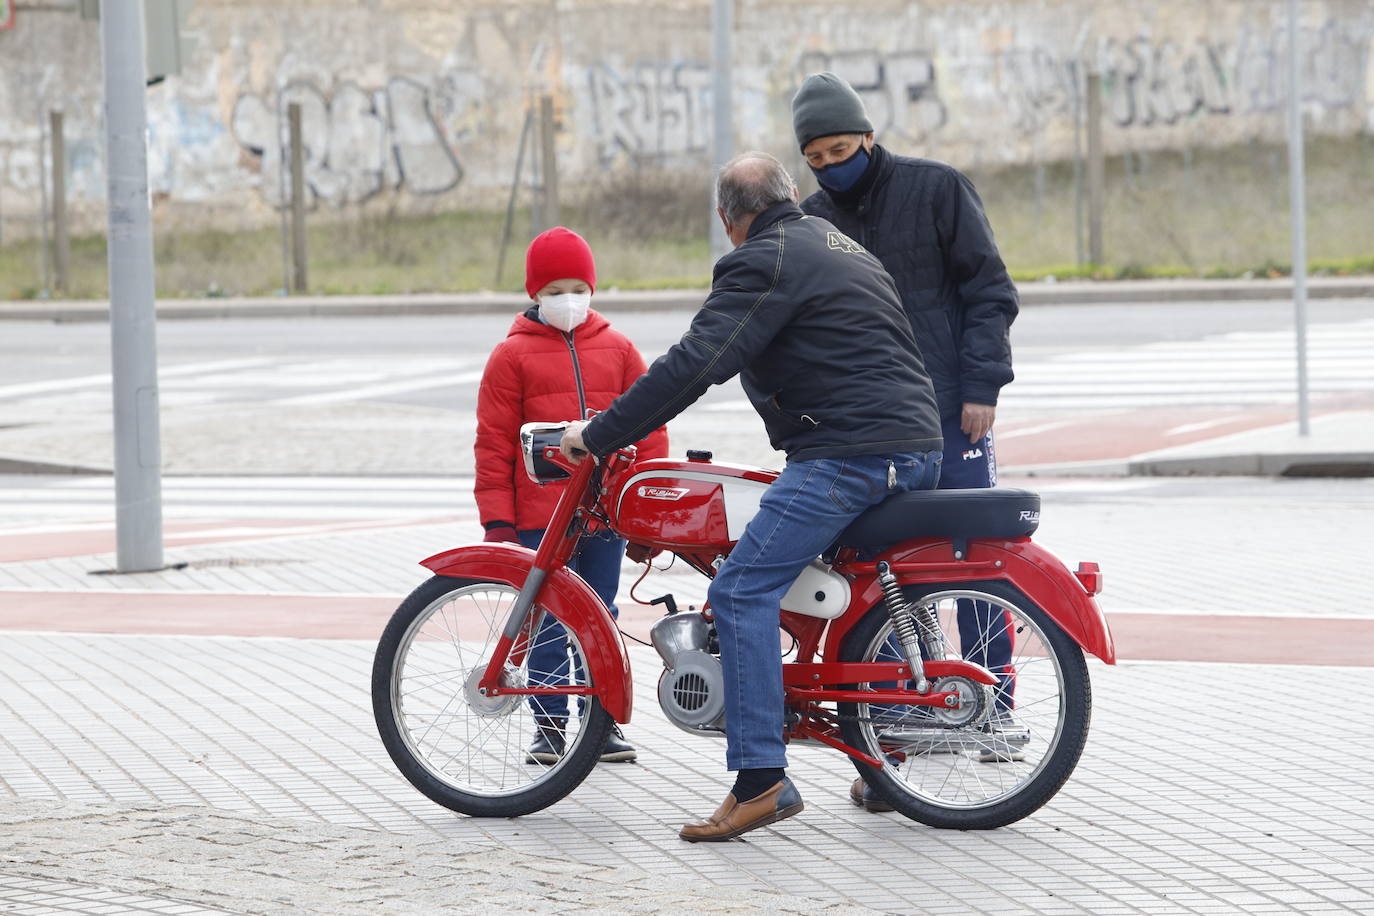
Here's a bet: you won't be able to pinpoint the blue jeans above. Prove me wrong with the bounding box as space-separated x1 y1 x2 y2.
707 451 942 771
519 528 625 720
938 413 1013 713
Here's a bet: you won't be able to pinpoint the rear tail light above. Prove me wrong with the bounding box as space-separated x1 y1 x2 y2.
1074 561 1103 595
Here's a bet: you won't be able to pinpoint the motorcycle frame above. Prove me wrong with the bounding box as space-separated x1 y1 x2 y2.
420 446 1113 769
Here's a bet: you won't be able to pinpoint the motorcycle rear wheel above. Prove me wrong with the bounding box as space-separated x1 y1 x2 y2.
837 579 1090 829
372 575 613 817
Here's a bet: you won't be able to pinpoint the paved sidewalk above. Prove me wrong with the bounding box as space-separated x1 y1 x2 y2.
2 633 1371 915
3 798 845 915
1 474 1373 913
1014 408 1374 477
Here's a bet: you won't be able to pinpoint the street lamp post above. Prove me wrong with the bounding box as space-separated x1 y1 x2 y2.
709 0 733 260
100 0 165 571
1287 0 1311 436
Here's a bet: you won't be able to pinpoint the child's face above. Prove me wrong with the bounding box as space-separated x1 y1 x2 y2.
535 278 591 301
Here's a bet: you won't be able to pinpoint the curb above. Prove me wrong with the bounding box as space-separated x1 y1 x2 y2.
0 290 702 323
3 277 1373 322
1010 450 1374 478
1128 451 1374 477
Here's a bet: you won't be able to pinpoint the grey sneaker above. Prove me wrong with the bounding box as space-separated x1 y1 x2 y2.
977 711 1029 763
599 724 637 763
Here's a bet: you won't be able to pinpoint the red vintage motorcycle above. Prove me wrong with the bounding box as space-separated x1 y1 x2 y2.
372 424 1115 829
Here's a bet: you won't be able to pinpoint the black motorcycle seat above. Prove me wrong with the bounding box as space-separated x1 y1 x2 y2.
837 487 1041 553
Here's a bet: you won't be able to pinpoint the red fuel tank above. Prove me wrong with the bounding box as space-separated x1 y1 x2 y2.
609 458 778 550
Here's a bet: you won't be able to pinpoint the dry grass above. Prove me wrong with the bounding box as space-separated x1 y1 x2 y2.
5 135 1374 300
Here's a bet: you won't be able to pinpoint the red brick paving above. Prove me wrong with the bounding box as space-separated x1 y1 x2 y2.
2 590 1368 667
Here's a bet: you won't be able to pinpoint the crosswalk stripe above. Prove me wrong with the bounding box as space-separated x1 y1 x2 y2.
0 358 277 399
275 369 485 406
703 319 1374 412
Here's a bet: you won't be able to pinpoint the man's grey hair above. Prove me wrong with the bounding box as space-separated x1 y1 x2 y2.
715 152 798 224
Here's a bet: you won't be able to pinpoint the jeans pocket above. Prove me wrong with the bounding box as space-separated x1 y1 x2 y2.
890 451 942 492
827 459 888 513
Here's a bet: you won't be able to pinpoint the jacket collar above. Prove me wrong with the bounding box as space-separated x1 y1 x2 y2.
510 306 609 339
745 201 804 240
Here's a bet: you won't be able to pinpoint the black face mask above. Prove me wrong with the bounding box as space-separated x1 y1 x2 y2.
810 144 870 192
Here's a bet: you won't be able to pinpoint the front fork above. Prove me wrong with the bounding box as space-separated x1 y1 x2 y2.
876 560 946 694
478 447 598 697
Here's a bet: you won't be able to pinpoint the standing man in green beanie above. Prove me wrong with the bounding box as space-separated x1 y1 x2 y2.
791 71 1025 809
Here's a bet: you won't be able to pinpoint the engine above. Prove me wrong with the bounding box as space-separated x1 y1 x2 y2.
650 611 725 736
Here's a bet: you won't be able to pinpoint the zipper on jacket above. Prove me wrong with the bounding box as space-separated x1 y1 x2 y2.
857 198 879 252
562 332 588 418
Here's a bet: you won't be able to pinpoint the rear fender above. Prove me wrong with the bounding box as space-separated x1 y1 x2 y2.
831 538 1116 665
420 543 634 722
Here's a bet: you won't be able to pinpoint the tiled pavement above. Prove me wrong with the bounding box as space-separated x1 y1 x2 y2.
2 633 1372 914
2 475 1373 913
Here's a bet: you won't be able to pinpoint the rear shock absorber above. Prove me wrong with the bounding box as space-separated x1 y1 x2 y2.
876 561 945 694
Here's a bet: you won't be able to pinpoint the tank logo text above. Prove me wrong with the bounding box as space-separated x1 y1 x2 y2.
639 486 691 501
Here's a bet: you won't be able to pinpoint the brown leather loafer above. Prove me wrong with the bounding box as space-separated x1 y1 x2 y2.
679 778 804 842
849 776 895 813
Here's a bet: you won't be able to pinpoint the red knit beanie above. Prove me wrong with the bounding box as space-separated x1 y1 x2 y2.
525 227 597 299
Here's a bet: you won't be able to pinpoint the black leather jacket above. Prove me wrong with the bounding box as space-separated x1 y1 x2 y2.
582 202 942 463
802 145 1017 419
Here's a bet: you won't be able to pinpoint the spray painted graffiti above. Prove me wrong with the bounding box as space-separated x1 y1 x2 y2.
586 62 714 164
996 20 1372 133
231 77 462 206
795 49 948 143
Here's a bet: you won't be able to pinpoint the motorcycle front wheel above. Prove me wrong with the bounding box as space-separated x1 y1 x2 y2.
837 579 1090 829
372 575 613 817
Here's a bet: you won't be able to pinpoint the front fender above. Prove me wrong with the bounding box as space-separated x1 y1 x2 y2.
834 539 1116 665
419 543 635 723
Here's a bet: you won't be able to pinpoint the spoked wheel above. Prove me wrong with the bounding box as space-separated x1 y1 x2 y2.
838 580 1090 829
372 576 613 817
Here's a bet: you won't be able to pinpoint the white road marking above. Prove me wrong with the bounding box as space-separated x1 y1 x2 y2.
274 370 486 405
996 419 1078 439
0 358 277 399
1164 416 1242 436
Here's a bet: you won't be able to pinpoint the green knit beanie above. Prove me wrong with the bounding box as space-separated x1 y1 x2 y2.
791 71 874 151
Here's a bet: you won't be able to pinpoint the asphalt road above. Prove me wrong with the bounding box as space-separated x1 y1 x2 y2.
3 298 1371 412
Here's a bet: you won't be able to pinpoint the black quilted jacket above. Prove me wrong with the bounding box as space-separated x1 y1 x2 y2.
581 202 942 463
801 145 1018 419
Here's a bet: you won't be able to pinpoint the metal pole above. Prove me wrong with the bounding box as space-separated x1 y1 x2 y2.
538 94 559 229
494 108 534 287
709 0 733 259
1072 64 1085 267
1086 72 1105 265
100 0 164 572
50 109 69 295
37 111 50 293
1286 0 1311 436
276 99 290 294
288 102 308 293
529 93 544 236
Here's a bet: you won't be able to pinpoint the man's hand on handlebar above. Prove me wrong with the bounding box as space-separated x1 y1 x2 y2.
559 421 591 464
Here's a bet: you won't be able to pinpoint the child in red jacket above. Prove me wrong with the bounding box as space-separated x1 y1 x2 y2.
475 226 668 765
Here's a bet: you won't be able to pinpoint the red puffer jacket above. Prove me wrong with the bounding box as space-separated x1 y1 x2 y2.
475 307 669 531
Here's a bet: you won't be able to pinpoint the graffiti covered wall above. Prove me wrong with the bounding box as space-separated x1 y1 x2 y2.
1 0 1372 232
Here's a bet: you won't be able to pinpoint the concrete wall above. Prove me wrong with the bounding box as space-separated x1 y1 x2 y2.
1 0 1372 233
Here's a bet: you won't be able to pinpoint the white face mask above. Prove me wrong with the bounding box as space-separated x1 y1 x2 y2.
538 292 592 332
